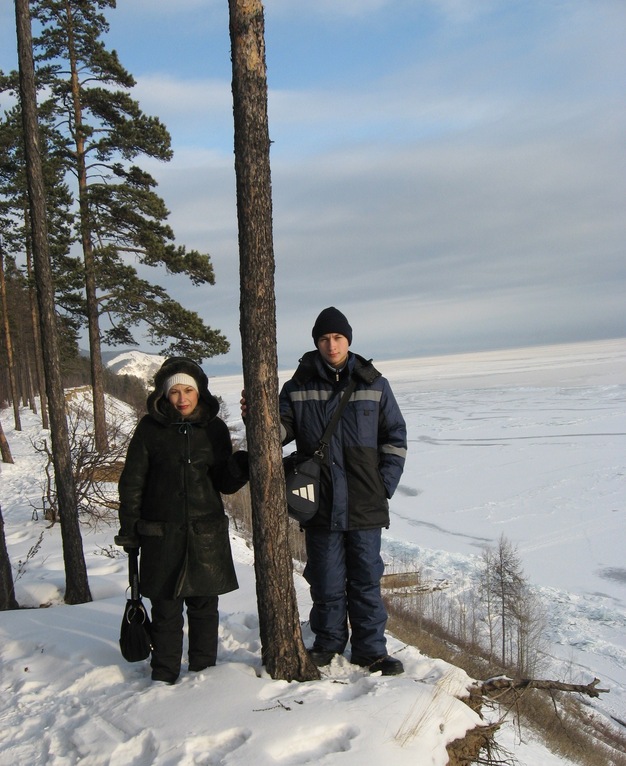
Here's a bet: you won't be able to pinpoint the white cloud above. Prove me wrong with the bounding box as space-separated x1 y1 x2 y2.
134 75 231 114
1 0 624 368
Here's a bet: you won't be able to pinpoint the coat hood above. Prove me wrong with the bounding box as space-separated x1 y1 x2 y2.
146 357 220 424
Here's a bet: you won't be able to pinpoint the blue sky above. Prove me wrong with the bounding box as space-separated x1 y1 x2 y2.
1 0 625 372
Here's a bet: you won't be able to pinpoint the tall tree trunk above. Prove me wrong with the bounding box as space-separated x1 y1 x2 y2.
14 0 92 605
229 0 318 682
0 502 19 610
65 1 108 453
0 416 14 464
26 240 49 429
24 356 37 413
0 248 22 431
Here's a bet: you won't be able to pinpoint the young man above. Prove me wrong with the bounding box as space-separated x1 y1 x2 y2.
279 307 407 675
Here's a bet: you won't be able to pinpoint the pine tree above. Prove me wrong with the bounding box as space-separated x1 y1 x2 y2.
0 101 77 426
230 0 318 682
0 502 19 609
15 0 91 604
0 417 14 464
0 247 21 430
29 0 228 451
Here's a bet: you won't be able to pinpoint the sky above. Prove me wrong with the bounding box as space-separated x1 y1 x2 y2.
1 0 625 373
2 339 624 764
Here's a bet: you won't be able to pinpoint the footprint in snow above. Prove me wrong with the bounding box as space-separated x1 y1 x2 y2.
179 728 252 765
267 723 359 763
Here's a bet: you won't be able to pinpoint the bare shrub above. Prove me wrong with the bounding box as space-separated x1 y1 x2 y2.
14 531 45 583
385 597 626 766
223 483 307 564
224 417 307 565
34 396 134 528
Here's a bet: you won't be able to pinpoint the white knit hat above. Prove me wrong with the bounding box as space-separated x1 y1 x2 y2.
163 373 199 396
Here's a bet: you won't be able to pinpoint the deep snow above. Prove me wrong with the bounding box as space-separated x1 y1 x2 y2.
1 338 624 765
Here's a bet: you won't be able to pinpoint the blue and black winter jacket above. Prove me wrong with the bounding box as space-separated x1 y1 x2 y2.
279 351 407 531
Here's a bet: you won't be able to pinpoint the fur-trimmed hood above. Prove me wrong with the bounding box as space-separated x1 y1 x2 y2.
146 357 220 424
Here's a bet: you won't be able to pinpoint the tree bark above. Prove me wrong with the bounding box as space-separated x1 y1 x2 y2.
26 240 49 430
229 0 318 682
0 416 13 464
0 248 22 431
0 503 19 610
14 0 91 605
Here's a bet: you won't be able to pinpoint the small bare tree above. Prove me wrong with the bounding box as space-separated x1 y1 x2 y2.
512 586 547 676
479 545 498 658
480 534 545 674
35 398 132 528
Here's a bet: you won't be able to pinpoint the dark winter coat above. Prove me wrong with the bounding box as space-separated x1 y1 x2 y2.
279 351 407 531
116 358 248 600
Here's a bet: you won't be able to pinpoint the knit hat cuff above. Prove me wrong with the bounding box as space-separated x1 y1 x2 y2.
163 373 199 396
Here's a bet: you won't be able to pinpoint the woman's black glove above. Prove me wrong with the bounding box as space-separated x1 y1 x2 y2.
229 450 249 480
114 533 140 552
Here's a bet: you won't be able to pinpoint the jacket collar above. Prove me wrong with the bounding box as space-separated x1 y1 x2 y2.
293 350 381 386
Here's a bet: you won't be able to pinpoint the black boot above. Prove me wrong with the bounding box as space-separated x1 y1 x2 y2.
351 654 404 676
308 648 337 667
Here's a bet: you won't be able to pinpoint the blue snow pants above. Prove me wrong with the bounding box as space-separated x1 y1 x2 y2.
304 527 387 659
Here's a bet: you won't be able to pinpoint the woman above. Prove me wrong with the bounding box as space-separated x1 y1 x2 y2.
116 357 248 684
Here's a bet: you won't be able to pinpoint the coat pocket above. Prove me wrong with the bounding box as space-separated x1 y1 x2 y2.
192 517 225 535
353 401 378 444
186 515 238 596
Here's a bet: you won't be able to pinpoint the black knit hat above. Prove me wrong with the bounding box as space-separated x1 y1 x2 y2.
312 307 353 346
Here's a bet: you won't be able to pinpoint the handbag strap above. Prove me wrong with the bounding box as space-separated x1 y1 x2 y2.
316 376 358 457
128 548 141 601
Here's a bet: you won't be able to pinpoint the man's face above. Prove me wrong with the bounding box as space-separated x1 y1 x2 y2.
317 333 349 368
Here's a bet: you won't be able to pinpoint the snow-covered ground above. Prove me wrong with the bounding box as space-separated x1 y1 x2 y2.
1 338 624 765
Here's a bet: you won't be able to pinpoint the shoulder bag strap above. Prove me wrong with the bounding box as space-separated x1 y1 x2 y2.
316 376 358 458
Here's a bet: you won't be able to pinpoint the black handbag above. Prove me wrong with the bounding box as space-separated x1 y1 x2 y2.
119 548 153 662
284 376 358 524
283 452 322 523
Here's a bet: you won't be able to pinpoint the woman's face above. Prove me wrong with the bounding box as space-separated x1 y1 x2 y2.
167 384 199 416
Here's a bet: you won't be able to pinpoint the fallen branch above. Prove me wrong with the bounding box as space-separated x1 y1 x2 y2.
473 676 609 700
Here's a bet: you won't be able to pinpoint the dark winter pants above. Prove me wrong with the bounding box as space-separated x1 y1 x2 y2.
304 528 387 660
149 595 219 682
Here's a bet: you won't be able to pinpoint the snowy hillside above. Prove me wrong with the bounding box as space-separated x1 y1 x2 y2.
1 338 624 765
105 350 164 389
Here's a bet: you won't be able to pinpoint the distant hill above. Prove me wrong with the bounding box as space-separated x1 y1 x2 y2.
104 349 244 385
106 350 164 390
